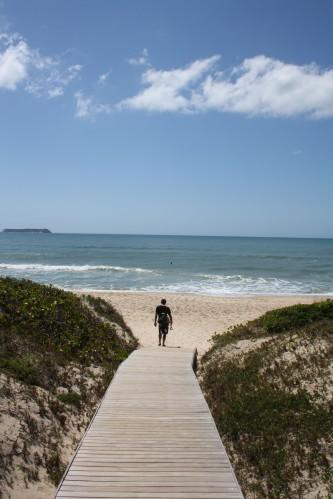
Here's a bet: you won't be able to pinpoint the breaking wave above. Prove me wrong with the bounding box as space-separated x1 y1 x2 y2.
0 266 331 295
141 274 332 295
0 263 155 274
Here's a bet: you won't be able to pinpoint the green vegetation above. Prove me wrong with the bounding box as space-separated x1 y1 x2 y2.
85 294 134 339
0 276 138 492
0 357 39 385
200 300 333 498
206 300 333 352
0 276 137 370
259 300 333 333
57 392 81 408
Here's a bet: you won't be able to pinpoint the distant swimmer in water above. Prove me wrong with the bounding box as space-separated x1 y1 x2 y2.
154 298 173 347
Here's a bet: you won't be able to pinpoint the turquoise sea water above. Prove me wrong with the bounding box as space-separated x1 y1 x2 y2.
0 233 332 295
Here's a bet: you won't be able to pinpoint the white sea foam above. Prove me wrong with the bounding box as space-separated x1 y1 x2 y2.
0 264 330 295
0 263 155 273
140 274 328 296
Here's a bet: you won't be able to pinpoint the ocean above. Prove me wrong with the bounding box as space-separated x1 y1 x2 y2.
0 233 332 295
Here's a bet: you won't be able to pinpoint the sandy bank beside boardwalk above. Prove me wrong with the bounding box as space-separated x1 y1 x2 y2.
80 291 325 355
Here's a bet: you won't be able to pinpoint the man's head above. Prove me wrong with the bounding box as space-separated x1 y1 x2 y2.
161 298 166 305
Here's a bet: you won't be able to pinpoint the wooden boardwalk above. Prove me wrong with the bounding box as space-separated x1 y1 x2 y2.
55 347 244 498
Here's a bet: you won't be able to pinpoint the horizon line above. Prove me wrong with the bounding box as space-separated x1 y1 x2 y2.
1 230 333 240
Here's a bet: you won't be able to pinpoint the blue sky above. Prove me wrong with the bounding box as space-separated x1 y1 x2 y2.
1 0 332 237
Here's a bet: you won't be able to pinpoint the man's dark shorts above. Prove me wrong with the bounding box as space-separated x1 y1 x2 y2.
159 323 169 335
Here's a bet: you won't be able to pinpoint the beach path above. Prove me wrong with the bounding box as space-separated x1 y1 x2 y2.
55 347 244 498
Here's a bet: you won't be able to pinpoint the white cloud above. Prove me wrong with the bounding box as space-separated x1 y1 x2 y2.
47 87 64 98
119 54 333 118
74 91 90 118
193 56 333 118
98 69 111 85
3 32 332 121
120 55 220 112
128 48 150 66
0 35 31 89
74 91 112 119
0 31 82 97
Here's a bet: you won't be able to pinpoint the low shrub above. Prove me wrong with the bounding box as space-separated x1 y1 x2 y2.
259 300 333 333
57 392 81 408
0 357 39 385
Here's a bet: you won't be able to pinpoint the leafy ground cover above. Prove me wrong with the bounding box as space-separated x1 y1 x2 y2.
0 277 138 498
200 300 333 498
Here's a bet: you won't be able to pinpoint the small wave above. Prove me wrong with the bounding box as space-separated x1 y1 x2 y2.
0 263 155 274
198 273 248 281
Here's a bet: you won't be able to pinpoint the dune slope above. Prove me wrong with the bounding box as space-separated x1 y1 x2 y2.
0 277 137 499
200 301 333 498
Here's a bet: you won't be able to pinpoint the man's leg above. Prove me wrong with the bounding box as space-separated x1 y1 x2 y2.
162 325 168 346
158 326 162 346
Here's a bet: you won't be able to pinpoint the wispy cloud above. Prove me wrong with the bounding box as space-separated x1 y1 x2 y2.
74 91 112 119
0 31 82 97
98 69 111 85
120 55 220 112
119 54 333 118
128 48 150 67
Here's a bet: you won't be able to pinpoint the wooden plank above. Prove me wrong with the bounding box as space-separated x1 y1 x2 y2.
66 476 235 482
57 493 241 499
55 347 243 499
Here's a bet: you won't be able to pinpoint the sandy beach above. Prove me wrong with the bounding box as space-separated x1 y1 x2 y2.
84 292 325 355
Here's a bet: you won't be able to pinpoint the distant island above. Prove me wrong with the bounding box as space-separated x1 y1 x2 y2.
2 228 52 233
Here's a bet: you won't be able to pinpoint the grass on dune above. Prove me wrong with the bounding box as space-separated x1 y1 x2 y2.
0 276 138 490
0 277 138 387
200 300 333 498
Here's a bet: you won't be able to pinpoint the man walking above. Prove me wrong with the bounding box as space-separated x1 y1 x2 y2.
154 298 173 346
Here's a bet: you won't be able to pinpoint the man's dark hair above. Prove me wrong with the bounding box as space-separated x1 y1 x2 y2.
161 298 166 305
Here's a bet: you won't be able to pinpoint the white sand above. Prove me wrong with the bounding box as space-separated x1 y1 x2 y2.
84 292 325 355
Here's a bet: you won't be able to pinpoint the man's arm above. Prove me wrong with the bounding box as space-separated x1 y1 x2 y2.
154 309 157 327
168 309 173 326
